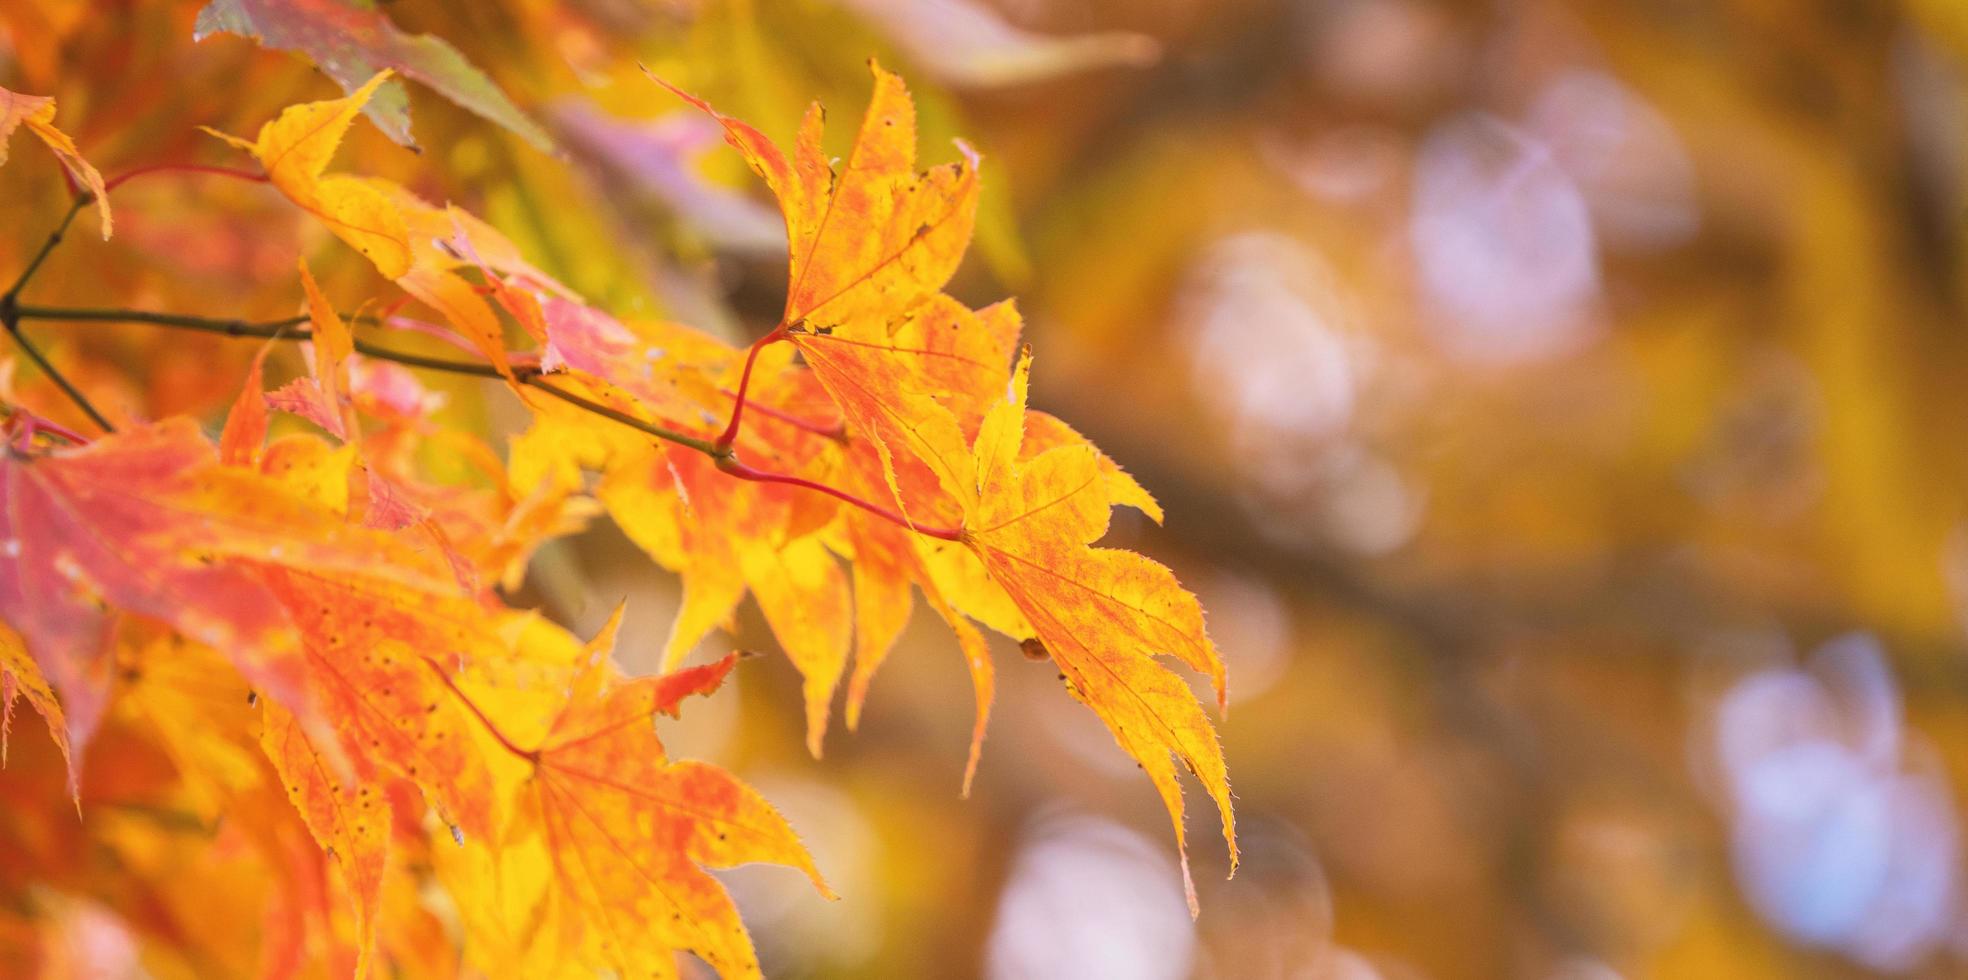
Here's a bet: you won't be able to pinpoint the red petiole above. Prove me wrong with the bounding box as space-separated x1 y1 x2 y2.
715 455 963 541
719 387 845 441
101 164 269 194
714 325 786 450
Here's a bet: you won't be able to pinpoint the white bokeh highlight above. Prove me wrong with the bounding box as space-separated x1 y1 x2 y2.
986 810 1196 980
1706 633 1962 972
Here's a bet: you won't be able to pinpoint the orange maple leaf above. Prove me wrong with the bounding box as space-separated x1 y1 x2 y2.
0 84 111 237
458 615 832 978
657 60 979 332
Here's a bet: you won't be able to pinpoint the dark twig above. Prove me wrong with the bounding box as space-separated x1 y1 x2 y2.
2 196 115 433
14 304 724 456
1 326 113 433
4 195 89 299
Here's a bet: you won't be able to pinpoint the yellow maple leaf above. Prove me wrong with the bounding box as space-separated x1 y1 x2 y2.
965 355 1233 912
601 442 852 756
0 619 68 776
206 71 412 277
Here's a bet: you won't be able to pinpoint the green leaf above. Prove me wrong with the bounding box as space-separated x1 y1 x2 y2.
194 0 552 152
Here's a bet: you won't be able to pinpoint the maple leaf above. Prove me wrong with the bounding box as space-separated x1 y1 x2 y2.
256 432 361 513
961 356 1233 912
220 175 523 390
460 615 831 978
526 293 738 431
385 419 595 593
1021 408 1164 524
0 421 306 777
266 260 357 440
0 419 461 789
262 701 390 978
219 343 274 466
666 68 1230 888
661 68 1220 854
262 262 438 533
0 84 110 237
0 620 67 773
112 627 264 810
300 260 355 425
250 563 503 844
651 68 1023 777
502 309 866 758
658 59 980 332
371 186 518 381
833 471 995 793
194 0 552 151
791 293 1015 526
205 70 413 277
597 442 852 757
29 413 795 974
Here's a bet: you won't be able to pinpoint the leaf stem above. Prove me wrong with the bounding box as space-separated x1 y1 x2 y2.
715 455 964 541
4 406 88 446
720 386 847 442
101 163 269 194
714 326 786 451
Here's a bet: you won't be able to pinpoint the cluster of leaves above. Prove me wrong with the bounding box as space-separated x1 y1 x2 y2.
0 13 1230 977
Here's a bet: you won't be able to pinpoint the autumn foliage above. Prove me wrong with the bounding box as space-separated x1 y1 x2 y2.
0 9 1228 978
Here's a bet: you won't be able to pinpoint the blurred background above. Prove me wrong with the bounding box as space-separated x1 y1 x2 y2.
8 0 1968 977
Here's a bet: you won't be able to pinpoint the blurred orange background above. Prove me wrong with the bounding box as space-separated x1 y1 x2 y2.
7 1 1968 977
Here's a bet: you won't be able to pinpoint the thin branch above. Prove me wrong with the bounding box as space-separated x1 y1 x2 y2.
14 303 970 539
15 305 726 458
523 377 719 455
16 305 310 336
4 195 90 300
2 196 115 432
1 325 114 433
